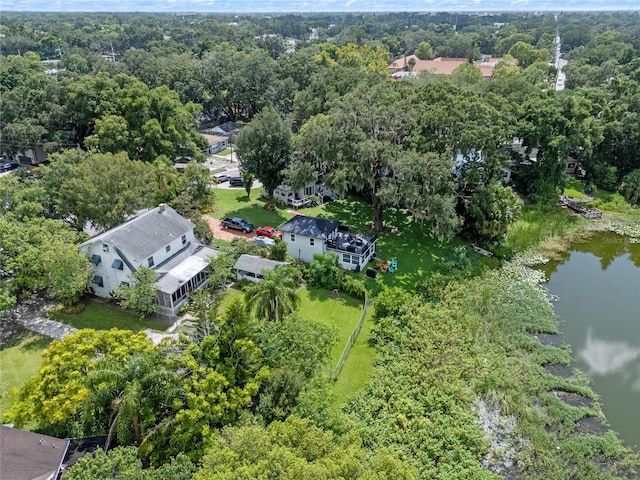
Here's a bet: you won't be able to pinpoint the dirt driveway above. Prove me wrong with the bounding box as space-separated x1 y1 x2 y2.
204 216 256 242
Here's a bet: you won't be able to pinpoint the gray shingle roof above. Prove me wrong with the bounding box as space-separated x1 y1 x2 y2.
83 205 193 262
233 254 289 275
277 215 339 239
0 426 69 480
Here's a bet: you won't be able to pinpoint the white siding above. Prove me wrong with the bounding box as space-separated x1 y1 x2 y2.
284 233 325 263
80 242 133 298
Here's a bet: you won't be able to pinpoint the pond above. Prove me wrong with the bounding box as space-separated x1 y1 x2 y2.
539 232 640 448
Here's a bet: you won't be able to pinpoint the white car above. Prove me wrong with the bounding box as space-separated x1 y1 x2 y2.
253 236 275 247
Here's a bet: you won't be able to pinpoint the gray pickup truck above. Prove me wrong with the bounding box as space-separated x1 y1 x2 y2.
221 217 254 233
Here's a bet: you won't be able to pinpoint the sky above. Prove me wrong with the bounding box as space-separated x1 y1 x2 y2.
2 0 639 12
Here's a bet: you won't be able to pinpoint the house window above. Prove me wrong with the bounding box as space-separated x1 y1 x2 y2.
309 238 315 246
120 281 130 287
343 253 350 263
181 235 187 245
111 259 124 270
148 256 155 267
90 254 102 265
352 256 359 265
166 245 171 253
305 185 313 196
567 162 576 169
92 275 104 287
290 234 296 242
102 244 109 252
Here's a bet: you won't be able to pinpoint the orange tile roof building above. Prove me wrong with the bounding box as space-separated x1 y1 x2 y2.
388 55 499 79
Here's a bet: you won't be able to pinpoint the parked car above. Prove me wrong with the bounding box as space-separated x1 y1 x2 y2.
1 162 19 173
221 217 254 233
253 236 276 247
256 226 282 239
214 174 230 183
174 156 194 164
229 177 244 187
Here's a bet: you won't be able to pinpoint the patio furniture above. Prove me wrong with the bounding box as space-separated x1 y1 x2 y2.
375 259 383 269
380 260 391 273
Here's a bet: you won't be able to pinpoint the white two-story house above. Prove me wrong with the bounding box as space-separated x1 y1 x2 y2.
79 204 217 316
277 215 377 271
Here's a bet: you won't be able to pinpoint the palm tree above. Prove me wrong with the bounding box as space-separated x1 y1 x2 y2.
83 351 179 450
244 265 300 322
152 156 179 203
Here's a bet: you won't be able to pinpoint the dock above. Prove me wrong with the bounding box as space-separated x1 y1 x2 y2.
558 196 602 219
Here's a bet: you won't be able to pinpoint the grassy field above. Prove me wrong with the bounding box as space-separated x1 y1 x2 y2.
297 287 366 363
330 306 376 407
217 285 371 370
0 333 51 414
53 299 170 332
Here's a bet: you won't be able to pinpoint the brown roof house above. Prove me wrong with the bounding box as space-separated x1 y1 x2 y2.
0 426 69 480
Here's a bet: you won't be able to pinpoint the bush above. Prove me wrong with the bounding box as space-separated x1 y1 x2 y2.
338 275 367 300
192 215 214 245
270 239 287 261
304 253 341 289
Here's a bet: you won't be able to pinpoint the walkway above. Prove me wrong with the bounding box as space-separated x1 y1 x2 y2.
2 296 76 341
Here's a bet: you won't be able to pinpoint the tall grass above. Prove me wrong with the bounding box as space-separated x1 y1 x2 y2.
498 205 583 257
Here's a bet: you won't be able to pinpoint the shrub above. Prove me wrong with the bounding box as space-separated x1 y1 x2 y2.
338 275 367 300
304 253 341 289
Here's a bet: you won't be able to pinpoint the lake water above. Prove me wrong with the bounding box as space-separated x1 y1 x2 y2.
540 232 640 448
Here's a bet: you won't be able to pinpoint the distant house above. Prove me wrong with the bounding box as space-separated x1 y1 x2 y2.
209 122 243 137
79 204 217 316
0 425 70 480
278 215 377 271
233 254 290 282
388 55 498 79
201 133 229 154
3 146 48 166
505 140 583 183
270 179 340 208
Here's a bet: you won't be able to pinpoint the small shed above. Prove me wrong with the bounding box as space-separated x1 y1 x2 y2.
233 254 289 282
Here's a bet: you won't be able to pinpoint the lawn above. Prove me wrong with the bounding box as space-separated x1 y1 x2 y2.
217 285 369 368
53 299 170 332
297 287 366 364
330 306 376 407
0 333 51 414
212 188 466 293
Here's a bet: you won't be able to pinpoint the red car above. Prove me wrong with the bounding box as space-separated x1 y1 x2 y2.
256 226 282 239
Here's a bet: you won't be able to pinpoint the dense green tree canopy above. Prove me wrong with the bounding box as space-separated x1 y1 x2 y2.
41 149 156 231
235 105 292 206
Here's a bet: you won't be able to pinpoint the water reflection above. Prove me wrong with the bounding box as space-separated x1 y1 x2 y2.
579 328 640 377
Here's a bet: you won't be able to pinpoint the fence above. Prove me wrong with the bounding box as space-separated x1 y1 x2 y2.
324 297 370 381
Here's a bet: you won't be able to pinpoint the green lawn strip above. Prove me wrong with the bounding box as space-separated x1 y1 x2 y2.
330 307 376 407
215 148 232 156
217 286 365 367
296 287 363 363
210 188 294 228
0 333 52 414
53 300 169 332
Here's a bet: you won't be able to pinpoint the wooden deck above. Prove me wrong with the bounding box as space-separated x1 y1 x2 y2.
558 196 602 219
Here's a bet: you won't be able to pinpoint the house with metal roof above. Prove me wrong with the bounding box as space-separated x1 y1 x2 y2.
79 204 217 316
277 215 377 271
233 254 290 282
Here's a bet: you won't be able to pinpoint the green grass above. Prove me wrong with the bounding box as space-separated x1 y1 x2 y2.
297 287 366 364
53 299 170 332
218 285 370 368
331 306 376 407
0 333 51 414
215 148 232 156
211 188 295 228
